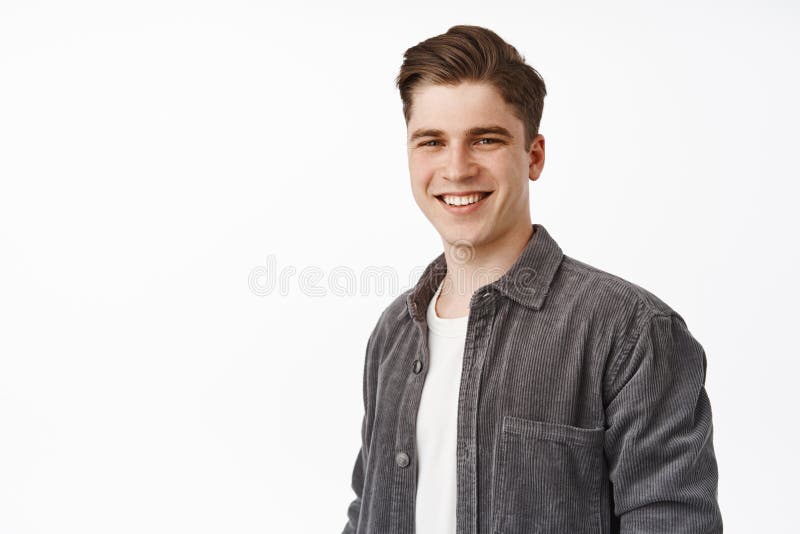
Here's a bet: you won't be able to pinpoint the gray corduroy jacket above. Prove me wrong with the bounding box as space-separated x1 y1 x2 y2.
342 223 722 534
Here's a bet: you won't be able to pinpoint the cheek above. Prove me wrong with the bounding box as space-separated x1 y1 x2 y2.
408 175 430 206
409 173 427 193
409 162 435 191
494 157 528 188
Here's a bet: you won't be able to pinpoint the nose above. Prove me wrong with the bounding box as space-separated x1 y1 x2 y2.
443 141 477 182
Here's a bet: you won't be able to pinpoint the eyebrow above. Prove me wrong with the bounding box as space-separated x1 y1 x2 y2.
408 125 515 143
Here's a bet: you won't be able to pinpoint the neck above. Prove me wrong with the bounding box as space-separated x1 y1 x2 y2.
439 223 535 304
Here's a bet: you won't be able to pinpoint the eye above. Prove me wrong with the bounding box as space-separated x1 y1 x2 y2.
477 138 502 145
419 140 442 147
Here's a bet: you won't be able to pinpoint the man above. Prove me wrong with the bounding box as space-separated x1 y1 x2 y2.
342 24 722 534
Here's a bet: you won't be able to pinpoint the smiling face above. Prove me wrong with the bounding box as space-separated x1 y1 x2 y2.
406 81 545 255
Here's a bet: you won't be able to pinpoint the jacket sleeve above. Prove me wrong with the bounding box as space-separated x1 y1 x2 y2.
341 319 381 534
603 312 723 533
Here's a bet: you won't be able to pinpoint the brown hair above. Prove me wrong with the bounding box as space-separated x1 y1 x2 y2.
395 25 547 149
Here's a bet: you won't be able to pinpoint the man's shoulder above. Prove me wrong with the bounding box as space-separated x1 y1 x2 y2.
367 252 687 348
553 254 694 369
556 254 679 319
364 286 416 350
379 287 415 327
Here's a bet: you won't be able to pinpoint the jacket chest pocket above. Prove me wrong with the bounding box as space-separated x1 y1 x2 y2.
492 416 604 534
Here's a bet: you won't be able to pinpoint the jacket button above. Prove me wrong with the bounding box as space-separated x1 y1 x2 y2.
395 451 410 468
412 359 423 374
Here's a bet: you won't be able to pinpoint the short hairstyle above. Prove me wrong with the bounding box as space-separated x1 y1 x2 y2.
395 25 547 149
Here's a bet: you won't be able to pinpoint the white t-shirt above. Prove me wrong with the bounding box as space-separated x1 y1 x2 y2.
414 280 469 534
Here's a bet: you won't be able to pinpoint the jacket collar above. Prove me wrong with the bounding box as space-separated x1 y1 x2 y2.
406 223 564 321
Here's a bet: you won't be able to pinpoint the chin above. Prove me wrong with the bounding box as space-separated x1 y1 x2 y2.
439 224 489 248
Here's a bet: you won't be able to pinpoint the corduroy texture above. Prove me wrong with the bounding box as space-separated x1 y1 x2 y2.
342 223 722 534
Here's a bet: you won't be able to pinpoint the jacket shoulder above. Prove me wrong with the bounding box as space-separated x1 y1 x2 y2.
555 255 694 385
363 287 415 359
558 254 678 318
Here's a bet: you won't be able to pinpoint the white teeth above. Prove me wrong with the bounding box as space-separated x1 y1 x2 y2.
442 193 488 206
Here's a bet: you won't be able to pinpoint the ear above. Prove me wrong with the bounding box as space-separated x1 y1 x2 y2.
528 134 545 182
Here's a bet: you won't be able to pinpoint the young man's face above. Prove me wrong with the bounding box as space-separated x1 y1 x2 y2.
406 81 544 253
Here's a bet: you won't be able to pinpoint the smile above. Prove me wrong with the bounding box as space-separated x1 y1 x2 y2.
435 191 493 213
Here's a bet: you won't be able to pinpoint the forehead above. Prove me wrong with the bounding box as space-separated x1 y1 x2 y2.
407 81 522 136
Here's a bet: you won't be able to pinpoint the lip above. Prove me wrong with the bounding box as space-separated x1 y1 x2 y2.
435 191 493 215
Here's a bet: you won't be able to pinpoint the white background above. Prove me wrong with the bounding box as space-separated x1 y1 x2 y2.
1 1 798 532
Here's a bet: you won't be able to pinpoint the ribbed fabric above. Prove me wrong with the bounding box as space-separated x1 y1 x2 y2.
341 223 722 534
